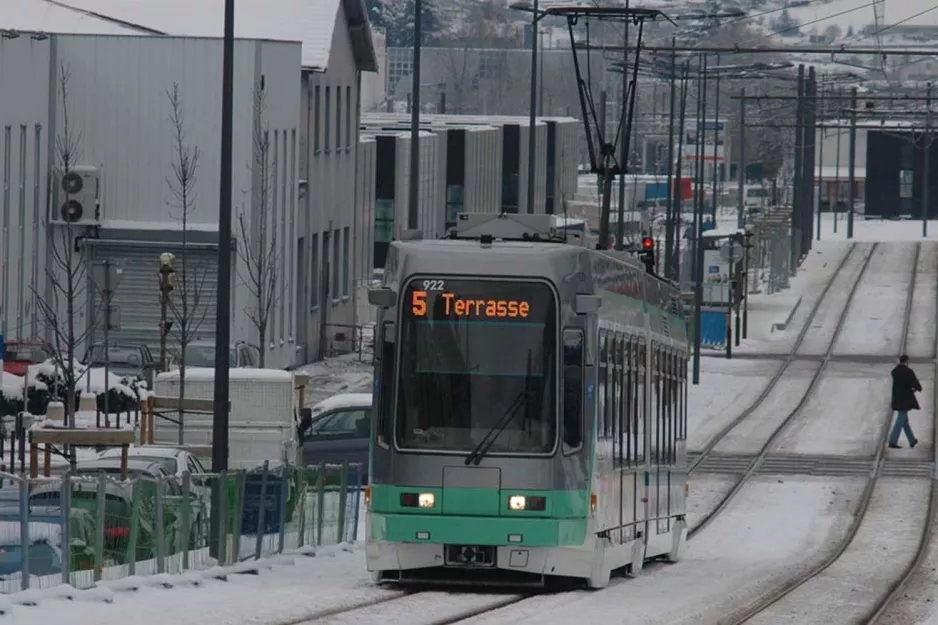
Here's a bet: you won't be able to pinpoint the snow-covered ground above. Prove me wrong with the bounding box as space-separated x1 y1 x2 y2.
905 243 938 359
461 477 866 625
297 353 373 407
711 360 820 455
686 357 781 450
796 242 875 357
773 362 891 457
743 478 932 625
832 242 917 357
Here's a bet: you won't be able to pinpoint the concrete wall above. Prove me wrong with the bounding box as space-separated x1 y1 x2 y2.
298 0 364 363
0 36 52 341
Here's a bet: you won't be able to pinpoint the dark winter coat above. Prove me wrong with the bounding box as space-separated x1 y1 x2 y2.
891 364 922 411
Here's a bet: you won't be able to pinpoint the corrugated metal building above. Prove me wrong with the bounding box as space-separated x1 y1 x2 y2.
0 0 378 369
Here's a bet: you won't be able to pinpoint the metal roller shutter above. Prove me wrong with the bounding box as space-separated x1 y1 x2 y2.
86 242 219 354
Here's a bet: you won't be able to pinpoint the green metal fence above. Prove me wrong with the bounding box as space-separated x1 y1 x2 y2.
0 461 363 593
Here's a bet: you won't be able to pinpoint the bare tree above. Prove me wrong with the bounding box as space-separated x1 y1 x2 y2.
33 63 94 462
165 83 209 443
237 83 279 367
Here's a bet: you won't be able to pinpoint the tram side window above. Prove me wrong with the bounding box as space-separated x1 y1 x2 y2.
633 342 646 464
663 350 674 464
623 339 633 467
598 333 608 440
651 345 660 465
376 321 395 444
563 329 584 450
614 335 625 466
679 353 688 440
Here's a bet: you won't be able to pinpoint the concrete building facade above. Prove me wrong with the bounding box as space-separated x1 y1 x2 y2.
0 0 377 369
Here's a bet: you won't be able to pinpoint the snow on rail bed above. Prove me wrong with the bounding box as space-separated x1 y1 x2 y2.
291 591 524 625
744 478 932 625
459 476 865 625
832 242 918 357
904 242 938 360
796 242 875 357
711 360 820 455
773 362 890 456
732 241 851 355
686 358 782 451
3 545 399 625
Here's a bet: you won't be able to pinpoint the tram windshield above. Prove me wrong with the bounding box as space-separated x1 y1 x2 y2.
396 278 557 454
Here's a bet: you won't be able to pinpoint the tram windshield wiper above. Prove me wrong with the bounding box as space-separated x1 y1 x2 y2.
464 391 529 466
464 350 535 466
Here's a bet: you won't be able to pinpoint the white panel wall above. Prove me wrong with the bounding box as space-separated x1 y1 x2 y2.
0 36 51 341
53 35 263 227
354 137 376 325
816 126 868 170
464 126 501 215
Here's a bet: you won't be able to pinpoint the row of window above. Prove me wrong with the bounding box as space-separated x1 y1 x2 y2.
312 84 354 154
308 226 351 308
596 331 688 467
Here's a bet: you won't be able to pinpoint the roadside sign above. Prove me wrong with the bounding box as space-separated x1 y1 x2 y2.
719 239 744 262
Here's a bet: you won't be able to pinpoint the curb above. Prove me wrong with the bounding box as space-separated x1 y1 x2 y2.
771 295 803 332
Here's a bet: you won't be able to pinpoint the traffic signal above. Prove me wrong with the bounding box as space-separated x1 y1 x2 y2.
639 237 655 274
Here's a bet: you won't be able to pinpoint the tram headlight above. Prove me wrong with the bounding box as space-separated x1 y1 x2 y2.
508 495 527 511
418 493 435 508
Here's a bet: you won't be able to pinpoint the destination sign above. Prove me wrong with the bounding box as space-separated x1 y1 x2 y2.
411 290 531 319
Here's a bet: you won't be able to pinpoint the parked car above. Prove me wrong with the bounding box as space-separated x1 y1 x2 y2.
0 510 98 580
300 393 372 482
1 339 50 376
85 343 158 387
96 446 208 477
181 340 261 368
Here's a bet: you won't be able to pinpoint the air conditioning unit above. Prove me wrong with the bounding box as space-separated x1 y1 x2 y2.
52 165 101 226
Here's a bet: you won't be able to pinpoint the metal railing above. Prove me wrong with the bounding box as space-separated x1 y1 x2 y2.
321 323 375 361
0 461 363 593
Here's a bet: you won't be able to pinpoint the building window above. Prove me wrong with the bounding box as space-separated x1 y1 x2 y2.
446 185 464 224
324 86 331 152
900 169 914 199
332 228 340 302
345 86 352 149
342 227 350 296
310 233 319 308
314 86 321 153
375 199 395 243
336 87 342 150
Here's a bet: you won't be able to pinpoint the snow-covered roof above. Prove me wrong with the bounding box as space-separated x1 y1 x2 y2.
8 0 377 72
98 446 182 460
4 0 146 35
311 393 373 415
0 521 61 547
157 367 294 384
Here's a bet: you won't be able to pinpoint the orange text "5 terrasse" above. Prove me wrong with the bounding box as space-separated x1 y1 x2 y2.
411 290 531 319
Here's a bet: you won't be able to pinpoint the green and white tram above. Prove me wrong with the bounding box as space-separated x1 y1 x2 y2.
365 213 689 588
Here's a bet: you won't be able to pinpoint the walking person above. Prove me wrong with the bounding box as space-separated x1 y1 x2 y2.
889 354 921 449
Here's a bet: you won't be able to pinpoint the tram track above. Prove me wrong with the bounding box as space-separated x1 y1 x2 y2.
688 241 863 477
714 241 938 625
274 589 530 625
687 241 880 539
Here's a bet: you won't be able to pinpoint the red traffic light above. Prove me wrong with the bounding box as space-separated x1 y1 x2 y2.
641 237 654 250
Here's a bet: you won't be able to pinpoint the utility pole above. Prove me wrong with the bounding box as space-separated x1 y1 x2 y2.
102 260 114 427
726 239 734 359
736 88 745 229
791 64 805 273
847 86 858 239
664 38 677 281
211 0 236 561
616 9 630 249
816 82 825 241
410 0 424 227
672 62 689 281
924 83 932 238
526 0 539 215
803 66 817 253
711 54 720 223
692 55 707 385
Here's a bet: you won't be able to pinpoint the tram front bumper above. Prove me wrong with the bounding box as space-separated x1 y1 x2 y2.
368 511 587 548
